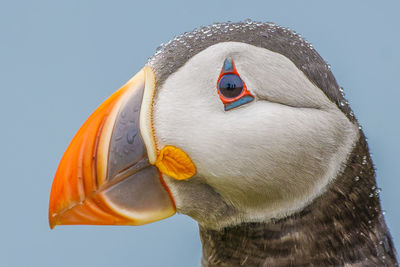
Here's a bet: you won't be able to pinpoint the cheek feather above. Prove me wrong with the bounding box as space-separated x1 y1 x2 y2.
152 41 359 228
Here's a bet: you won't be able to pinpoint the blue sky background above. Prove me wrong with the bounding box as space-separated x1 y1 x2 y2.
1 1 399 266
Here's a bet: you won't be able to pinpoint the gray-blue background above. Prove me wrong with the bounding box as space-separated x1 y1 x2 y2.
1 1 398 266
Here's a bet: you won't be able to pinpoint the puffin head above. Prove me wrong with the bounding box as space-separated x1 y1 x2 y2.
49 21 359 230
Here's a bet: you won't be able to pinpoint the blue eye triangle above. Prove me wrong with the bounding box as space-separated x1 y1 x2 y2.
223 58 233 72
224 95 254 111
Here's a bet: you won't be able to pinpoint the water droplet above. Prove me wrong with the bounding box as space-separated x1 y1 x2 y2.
369 193 374 198
371 185 377 190
368 220 372 224
382 210 386 215
354 176 360 181
379 241 384 245
156 43 164 51
375 188 382 196
362 156 367 165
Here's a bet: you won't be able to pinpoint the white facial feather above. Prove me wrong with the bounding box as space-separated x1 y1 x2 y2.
152 42 359 229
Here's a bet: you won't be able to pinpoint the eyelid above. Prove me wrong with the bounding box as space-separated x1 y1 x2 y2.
217 58 254 110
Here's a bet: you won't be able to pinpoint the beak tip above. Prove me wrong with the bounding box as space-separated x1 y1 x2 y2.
48 212 56 229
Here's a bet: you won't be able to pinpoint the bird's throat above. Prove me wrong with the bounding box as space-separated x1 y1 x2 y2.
199 133 398 266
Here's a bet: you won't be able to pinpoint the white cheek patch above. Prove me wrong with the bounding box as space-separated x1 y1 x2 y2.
152 42 359 228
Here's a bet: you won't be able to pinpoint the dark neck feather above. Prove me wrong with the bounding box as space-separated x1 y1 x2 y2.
200 133 398 266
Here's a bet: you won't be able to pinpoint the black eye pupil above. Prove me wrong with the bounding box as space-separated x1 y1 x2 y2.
218 74 244 98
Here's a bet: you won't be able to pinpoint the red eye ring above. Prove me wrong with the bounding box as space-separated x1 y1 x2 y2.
217 58 254 108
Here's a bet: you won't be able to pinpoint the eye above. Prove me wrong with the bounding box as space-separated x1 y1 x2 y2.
217 58 254 111
218 74 244 98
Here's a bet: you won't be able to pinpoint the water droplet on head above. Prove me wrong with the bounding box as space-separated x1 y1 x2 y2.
156 43 164 51
375 188 382 196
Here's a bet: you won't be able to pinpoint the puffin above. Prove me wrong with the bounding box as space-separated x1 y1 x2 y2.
49 21 398 266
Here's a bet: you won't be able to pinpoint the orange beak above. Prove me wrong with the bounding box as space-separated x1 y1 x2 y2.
49 67 176 229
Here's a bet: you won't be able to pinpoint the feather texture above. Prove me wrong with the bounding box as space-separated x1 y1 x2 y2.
200 133 398 266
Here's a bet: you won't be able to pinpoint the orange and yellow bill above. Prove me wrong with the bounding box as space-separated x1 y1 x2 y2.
49 67 176 228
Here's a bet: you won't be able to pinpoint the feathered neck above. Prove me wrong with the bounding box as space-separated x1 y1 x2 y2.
199 132 398 266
